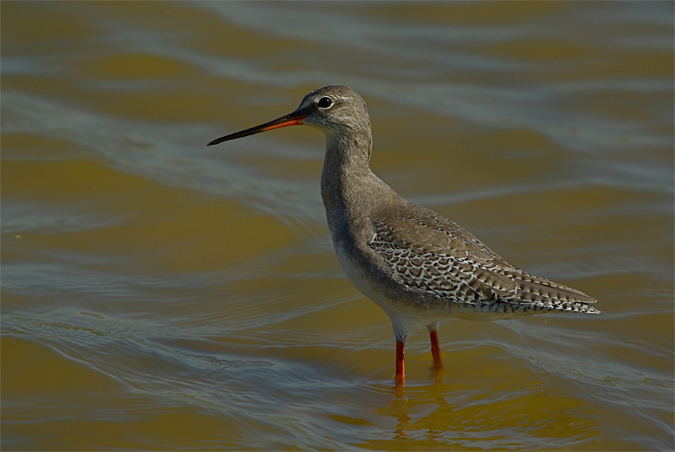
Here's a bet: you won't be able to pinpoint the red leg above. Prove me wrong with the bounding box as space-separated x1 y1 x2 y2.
395 340 405 386
430 330 443 370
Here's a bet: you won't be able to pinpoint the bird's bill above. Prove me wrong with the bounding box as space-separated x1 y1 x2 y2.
207 108 307 146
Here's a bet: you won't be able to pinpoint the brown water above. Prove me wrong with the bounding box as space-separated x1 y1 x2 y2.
2 2 673 451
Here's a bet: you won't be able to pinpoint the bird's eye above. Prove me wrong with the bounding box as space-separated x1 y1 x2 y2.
317 97 333 108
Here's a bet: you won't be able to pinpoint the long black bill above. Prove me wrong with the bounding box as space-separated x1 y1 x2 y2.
207 109 307 146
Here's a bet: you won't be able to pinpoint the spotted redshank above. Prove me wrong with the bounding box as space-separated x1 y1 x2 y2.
208 85 599 387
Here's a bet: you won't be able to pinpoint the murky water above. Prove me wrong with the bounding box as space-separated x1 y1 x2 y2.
2 2 673 450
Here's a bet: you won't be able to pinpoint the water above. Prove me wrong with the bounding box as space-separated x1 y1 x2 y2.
2 2 673 450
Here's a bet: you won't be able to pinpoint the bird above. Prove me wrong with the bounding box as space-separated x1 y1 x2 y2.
208 84 599 387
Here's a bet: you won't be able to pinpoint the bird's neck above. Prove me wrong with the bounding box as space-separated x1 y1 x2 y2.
321 128 374 206
320 127 397 236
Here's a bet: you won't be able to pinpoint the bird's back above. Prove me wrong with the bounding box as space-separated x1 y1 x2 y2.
364 198 599 315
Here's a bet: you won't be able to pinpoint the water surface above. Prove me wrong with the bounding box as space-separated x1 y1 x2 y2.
2 2 673 451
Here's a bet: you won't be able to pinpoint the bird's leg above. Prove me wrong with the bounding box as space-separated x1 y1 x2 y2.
429 329 443 371
395 340 405 386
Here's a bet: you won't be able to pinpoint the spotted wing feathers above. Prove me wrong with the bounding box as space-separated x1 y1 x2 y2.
367 205 599 314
